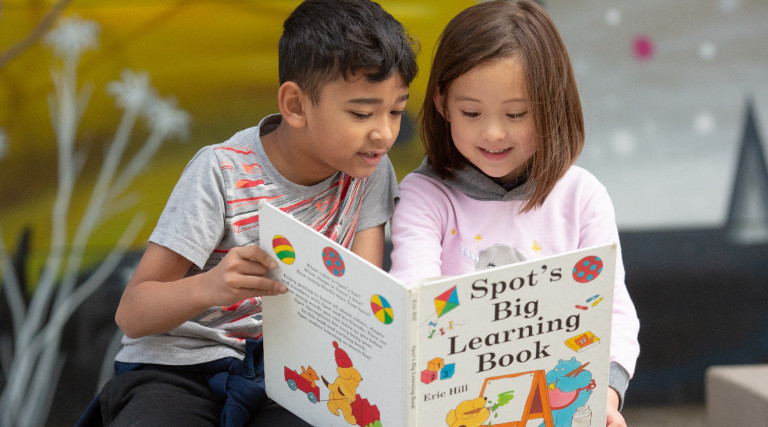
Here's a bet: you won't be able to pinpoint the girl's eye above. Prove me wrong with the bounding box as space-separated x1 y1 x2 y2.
507 112 527 119
461 111 480 118
351 112 372 120
390 109 404 117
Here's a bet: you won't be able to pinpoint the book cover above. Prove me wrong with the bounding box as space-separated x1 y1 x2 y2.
259 202 616 427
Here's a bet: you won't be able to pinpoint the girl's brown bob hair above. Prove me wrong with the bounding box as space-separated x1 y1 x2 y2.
421 0 584 212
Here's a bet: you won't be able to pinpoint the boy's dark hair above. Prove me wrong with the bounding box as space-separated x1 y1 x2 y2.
279 0 419 103
422 0 584 212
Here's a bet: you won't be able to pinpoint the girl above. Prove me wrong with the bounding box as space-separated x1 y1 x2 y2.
388 1 639 426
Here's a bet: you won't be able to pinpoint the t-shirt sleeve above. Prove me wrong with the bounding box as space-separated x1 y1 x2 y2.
356 155 399 231
149 147 227 269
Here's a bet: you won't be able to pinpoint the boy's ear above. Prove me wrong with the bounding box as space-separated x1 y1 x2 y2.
277 81 309 128
433 89 448 121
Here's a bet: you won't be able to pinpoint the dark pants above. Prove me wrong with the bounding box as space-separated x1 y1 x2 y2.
95 368 311 426
76 339 311 426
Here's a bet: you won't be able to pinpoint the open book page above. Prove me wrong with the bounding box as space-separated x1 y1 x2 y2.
410 244 616 427
259 202 411 426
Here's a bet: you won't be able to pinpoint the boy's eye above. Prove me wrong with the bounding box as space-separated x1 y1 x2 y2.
507 112 527 119
461 111 480 118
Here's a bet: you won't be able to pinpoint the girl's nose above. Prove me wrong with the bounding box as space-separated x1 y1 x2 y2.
482 120 507 141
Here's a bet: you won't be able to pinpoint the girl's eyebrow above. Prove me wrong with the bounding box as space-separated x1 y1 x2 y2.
348 93 410 105
455 95 480 102
454 95 527 103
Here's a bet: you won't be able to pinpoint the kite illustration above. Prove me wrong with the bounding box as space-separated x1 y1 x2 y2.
434 286 459 318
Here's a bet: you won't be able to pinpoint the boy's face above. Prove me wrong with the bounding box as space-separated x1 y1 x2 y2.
299 72 409 180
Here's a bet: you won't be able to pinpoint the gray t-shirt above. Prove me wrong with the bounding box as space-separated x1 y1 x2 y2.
116 114 399 365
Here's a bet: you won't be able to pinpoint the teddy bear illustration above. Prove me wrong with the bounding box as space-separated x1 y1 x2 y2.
462 244 527 271
445 396 490 427
542 358 595 427
322 341 363 425
300 365 319 389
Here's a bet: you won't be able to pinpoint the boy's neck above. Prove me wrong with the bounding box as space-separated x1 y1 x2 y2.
261 120 336 187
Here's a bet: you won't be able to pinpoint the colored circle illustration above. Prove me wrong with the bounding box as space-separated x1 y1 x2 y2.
321 247 345 277
272 235 295 265
572 256 603 283
370 294 394 325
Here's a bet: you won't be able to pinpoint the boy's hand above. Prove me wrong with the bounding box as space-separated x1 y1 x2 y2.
117 243 287 338
206 245 287 306
606 388 627 427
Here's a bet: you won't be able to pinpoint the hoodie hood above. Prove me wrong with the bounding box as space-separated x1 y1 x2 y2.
412 157 533 202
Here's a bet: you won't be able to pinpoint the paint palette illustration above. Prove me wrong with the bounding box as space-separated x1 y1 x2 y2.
565 331 601 352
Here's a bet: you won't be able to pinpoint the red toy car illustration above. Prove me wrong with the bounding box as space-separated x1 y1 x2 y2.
284 366 321 404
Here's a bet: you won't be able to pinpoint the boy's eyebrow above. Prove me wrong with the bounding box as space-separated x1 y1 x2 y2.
347 94 410 105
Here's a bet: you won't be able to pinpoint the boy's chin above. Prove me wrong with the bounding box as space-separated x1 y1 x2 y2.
344 169 377 179
342 165 379 179
342 157 385 178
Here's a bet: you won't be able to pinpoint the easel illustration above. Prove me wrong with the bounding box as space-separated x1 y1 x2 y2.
479 370 554 427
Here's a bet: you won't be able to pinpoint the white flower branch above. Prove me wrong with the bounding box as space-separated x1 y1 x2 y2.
0 16 191 426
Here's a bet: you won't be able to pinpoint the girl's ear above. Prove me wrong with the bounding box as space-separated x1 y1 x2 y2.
277 81 308 128
433 88 449 121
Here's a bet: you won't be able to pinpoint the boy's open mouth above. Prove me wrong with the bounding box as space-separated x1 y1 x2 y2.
361 151 385 158
360 151 384 165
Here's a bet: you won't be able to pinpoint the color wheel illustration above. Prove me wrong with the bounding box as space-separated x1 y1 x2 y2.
572 255 603 283
434 286 459 318
272 235 295 265
370 294 394 325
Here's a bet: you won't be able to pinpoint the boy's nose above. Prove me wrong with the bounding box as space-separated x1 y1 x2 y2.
371 121 397 145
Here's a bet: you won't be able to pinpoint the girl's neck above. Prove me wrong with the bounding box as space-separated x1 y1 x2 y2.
468 162 529 191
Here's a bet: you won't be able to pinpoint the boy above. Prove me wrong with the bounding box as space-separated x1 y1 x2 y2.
78 0 418 425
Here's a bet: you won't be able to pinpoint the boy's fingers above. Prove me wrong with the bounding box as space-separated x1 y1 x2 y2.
256 278 288 295
232 276 286 294
236 245 278 269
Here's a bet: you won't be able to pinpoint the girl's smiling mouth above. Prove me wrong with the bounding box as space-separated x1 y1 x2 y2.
480 147 512 157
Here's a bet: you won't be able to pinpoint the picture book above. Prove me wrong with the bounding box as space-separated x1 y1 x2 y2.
259 202 616 427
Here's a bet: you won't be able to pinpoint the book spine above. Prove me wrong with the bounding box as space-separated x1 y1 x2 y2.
407 287 420 427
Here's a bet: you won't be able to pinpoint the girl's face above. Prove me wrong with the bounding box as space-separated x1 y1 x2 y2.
435 57 536 184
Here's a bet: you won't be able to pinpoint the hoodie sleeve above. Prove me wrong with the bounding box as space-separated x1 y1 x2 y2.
389 173 450 285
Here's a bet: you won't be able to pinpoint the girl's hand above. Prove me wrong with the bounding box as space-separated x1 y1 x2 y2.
204 245 287 306
606 387 627 427
606 406 626 427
